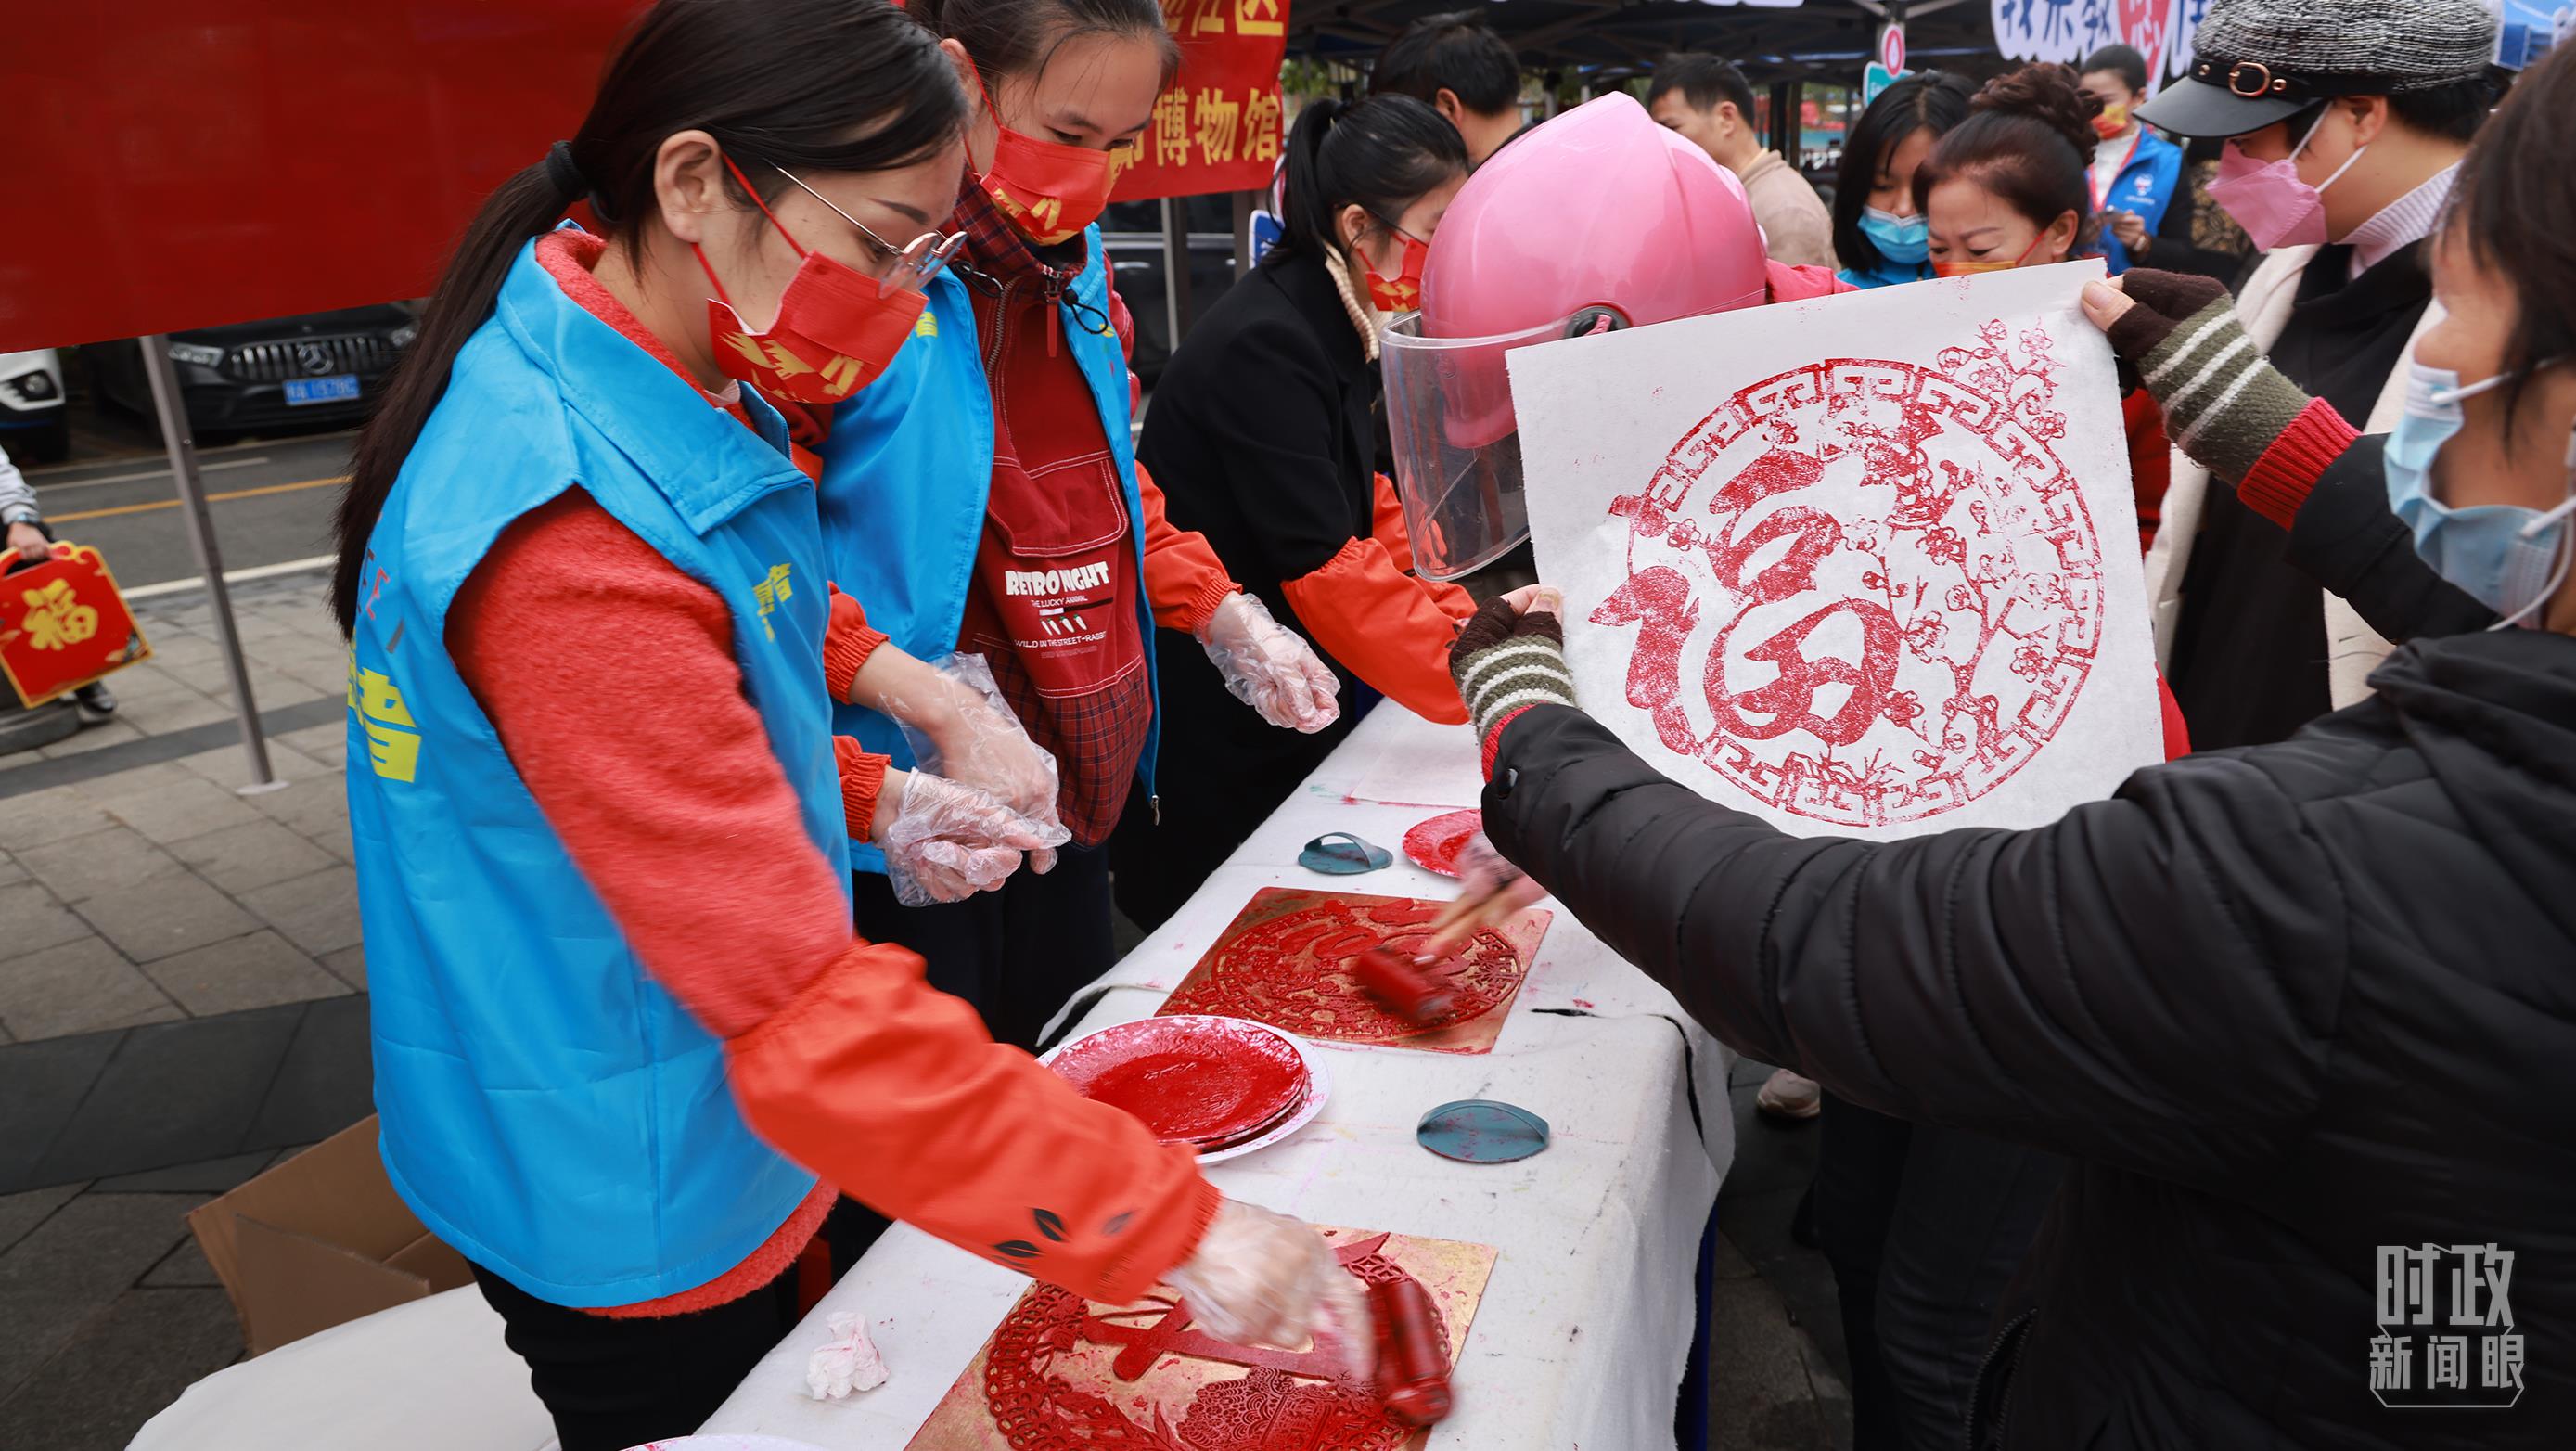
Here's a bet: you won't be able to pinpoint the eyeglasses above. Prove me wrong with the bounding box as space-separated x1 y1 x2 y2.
774 167 966 293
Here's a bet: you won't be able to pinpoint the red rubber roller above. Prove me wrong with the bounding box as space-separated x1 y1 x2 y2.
1355 947 1456 1025
1369 1276 1454 1426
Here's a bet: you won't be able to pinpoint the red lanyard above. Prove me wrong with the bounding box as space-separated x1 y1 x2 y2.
2092 131 2142 213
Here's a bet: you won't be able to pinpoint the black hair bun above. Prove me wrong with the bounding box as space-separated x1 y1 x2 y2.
1973 62 2102 163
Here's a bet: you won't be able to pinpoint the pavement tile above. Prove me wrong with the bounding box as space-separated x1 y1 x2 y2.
140 930 349 1017
94 661 199 702
0 937 179 1043
13 827 188 904
173 741 326 794
0 789 115 853
0 853 26 889
320 943 365 991
90 777 266 845
0 1190 203 1401
302 816 355 865
20 1008 304 1188
274 721 347 771
33 719 147 759
92 1149 276 1195
0 1032 119 1192
244 775 348 840
141 1235 223 1288
64 762 196 804
235 867 361 957
247 994 373 1148
0 884 94 963
70 872 261 964
162 817 337 896
133 632 219 668
0 1184 83 1257
116 691 238 737
0 1280 243 1449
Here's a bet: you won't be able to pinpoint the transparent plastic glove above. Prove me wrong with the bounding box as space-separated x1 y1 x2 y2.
804 1310 889 1399
893 654 1067 875
1423 830 1544 957
1164 1199 1373 1379
878 769 1070 908
1195 593 1342 734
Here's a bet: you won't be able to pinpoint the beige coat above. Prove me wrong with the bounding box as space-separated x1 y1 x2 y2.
2142 243 2445 708
1737 152 1836 271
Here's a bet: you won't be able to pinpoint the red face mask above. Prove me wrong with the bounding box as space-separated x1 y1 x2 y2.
696 158 925 405
1362 225 1429 314
973 71 1115 246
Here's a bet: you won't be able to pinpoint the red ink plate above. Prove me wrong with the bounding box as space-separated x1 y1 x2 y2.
1045 1016 1310 1148
1402 810 1482 878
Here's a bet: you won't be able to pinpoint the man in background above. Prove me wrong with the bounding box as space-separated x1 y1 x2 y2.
1370 11 1527 166
1647 53 1835 268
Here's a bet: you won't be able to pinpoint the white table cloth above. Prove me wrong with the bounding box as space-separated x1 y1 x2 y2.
702 705 1737 1449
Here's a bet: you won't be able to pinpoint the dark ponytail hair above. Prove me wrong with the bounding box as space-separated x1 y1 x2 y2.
1913 63 2102 252
1274 95 1467 264
330 0 964 636
910 0 1178 96
1830 71 1974 274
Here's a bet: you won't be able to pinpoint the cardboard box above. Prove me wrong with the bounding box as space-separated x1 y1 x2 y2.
187 1115 473 1355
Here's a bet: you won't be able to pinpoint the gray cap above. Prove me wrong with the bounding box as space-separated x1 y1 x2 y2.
2136 0 2499 138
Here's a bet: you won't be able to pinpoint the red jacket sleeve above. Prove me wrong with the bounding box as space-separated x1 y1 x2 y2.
1282 539 1468 724
450 490 1217 1304
1136 462 1240 635
822 584 890 702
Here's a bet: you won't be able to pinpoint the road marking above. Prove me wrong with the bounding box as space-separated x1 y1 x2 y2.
31 456 270 494
122 554 338 600
46 474 347 523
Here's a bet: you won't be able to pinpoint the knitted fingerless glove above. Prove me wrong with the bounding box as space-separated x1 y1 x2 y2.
1448 596 1575 775
2106 270 2317 487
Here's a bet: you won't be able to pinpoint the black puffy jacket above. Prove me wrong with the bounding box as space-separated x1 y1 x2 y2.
1481 476 2576 1445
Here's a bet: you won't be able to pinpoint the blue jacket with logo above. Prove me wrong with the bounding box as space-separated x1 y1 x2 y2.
814 224 1160 873
2094 130 2185 276
347 235 836 1306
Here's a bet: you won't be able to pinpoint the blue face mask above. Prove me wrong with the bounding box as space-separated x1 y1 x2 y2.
2385 358 2576 628
1859 206 1929 265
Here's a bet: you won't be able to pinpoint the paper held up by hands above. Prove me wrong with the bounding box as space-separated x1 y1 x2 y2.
1509 262 2166 841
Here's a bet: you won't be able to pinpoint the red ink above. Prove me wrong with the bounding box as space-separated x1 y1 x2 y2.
1352 948 1458 1026
1596 324 2103 828
1400 810 1481 878
1051 1018 1307 1148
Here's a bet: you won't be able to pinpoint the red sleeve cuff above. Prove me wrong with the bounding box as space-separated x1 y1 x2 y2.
1173 577 1240 638
1480 704 1539 781
836 737 891 843
2237 399 2361 532
823 585 891 703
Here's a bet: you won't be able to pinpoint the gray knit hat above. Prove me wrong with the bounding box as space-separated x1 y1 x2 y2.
2137 0 2499 137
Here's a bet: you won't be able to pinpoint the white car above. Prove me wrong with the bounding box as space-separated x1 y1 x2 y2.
0 349 69 464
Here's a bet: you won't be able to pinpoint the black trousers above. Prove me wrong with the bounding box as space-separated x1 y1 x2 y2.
1813 1095 2064 1451
471 1198 890 1451
851 840 1116 1052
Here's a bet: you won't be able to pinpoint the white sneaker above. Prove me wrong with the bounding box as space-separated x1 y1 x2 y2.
1755 1068 1822 1122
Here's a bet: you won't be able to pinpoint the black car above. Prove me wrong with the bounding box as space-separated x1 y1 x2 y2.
1100 197 1242 386
88 304 416 438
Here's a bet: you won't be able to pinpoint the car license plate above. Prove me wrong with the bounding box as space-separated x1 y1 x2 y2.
283 375 359 406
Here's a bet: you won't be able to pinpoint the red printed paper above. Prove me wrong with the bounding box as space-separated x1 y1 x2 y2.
904 1226 1496 1450
0 543 150 706
1160 888 1547 1055
1105 0 1288 201
1513 265 2166 841
1399 811 1480 878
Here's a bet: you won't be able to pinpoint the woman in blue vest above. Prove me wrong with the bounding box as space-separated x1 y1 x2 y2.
329 3 1361 1444
2075 44 2186 276
814 0 1343 1050
1831 71 1976 289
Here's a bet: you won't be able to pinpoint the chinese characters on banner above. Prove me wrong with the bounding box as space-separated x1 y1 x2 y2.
0 545 149 706
1106 0 1290 201
1991 0 2212 91
2372 1243 2525 1408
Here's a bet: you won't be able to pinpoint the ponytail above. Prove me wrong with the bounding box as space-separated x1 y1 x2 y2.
1274 94 1467 263
330 0 963 635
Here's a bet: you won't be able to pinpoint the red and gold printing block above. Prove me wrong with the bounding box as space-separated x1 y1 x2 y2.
905 1226 1497 1450
0 543 151 707
1160 888 1549 1055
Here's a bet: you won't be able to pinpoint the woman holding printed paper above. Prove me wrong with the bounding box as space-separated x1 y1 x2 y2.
1109 96 1479 931
1435 46 2576 1450
332 3 1359 1443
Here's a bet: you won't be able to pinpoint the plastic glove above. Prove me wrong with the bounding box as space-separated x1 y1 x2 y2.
1164 1199 1374 1379
1195 592 1341 734
893 654 1068 875
1423 829 1544 957
878 768 1070 908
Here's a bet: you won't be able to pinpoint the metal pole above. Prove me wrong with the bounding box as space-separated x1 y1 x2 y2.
138 333 275 788
1159 196 1196 345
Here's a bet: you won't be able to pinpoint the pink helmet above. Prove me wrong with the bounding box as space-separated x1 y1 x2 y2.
1382 93 1770 579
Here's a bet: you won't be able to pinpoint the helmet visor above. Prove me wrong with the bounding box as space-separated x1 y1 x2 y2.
1379 309 1567 582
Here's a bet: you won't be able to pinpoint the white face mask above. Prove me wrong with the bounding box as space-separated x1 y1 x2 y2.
2384 360 2576 628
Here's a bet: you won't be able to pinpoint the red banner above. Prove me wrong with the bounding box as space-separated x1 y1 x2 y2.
1108 0 1289 202
0 545 152 706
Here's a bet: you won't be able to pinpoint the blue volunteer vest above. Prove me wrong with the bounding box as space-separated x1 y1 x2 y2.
816 225 1161 872
347 234 839 1307
2095 130 2185 276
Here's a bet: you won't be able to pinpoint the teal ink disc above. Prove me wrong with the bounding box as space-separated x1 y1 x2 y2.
1300 831 1392 875
1416 1099 1550 1163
